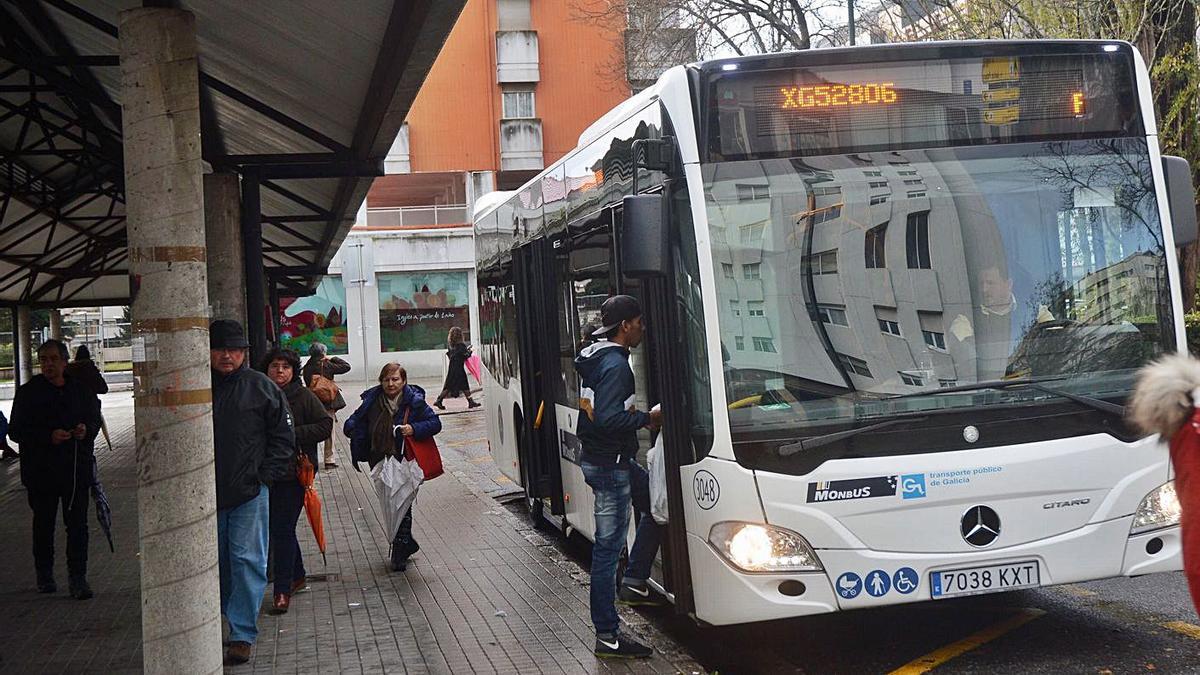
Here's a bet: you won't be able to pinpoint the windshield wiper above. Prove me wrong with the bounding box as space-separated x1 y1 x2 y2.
888 376 1125 418
778 416 928 456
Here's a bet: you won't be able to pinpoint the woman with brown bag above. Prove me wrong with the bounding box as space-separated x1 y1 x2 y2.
302 342 350 468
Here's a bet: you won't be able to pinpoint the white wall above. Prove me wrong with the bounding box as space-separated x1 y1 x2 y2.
329 227 479 383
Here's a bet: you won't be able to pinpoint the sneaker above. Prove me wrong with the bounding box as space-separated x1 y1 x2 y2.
594 634 653 659
68 576 93 600
618 582 666 607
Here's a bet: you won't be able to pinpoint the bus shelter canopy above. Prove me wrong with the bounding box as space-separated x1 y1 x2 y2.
0 0 461 307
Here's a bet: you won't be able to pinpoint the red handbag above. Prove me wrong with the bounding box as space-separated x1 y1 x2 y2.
402 407 443 480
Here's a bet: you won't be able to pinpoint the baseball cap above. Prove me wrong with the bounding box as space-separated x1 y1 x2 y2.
591 295 642 337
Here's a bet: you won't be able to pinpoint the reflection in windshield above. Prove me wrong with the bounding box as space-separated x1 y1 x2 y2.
704 138 1171 434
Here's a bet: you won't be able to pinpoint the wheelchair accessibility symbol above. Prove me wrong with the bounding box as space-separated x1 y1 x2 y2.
893 567 919 594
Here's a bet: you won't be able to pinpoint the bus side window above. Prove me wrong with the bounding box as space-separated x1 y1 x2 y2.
557 222 618 408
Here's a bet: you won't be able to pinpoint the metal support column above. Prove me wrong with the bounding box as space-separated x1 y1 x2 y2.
241 170 267 368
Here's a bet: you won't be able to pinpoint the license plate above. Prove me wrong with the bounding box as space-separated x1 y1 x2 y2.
930 560 1040 599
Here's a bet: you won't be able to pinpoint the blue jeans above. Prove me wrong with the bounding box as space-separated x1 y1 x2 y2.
581 457 661 636
218 485 270 644
269 480 306 596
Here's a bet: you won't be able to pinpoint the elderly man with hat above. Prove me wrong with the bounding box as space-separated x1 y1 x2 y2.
209 319 295 664
573 295 664 659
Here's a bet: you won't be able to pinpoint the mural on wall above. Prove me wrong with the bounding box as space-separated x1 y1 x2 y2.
279 276 349 355
378 271 470 352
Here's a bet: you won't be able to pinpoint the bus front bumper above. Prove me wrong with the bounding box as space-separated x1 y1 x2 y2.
688 519 1182 626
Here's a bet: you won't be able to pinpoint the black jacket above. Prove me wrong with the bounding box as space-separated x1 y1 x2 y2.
442 342 472 394
280 378 332 481
9 374 101 488
65 359 109 397
573 341 649 465
212 364 295 510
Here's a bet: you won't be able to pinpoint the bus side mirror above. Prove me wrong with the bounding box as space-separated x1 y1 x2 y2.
621 194 668 277
1163 155 1197 246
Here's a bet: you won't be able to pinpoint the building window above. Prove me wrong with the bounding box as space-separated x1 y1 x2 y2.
899 372 924 386
897 169 918 176
753 337 777 353
903 179 924 186
907 191 927 199
879 319 902 337
813 185 842 197
817 304 848 326
923 329 947 350
869 180 889 189
748 301 765 317
729 299 741 316
735 335 745 350
838 353 873 377
809 204 842 225
939 378 958 388
741 223 766 247
501 90 535 119
863 170 882 177
743 263 761 280
906 211 931 269
870 194 889 206
865 223 887 268
722 262 734 278
736 183 770 202
804 250 838 276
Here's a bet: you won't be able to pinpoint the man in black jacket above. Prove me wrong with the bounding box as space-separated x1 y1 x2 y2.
209 320 294 664
574 295 663 659
10 339 102 600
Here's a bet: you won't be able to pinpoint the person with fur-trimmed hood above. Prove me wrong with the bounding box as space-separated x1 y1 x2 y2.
1129 353 1200 615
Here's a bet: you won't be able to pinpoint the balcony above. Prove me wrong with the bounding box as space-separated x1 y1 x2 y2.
496 31 539 83
499 119 543 171
364 204 470 229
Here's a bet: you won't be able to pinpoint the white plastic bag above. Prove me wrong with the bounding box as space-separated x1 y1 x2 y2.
648 429 669 525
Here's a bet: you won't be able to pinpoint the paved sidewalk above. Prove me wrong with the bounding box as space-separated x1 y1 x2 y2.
0 385 700 674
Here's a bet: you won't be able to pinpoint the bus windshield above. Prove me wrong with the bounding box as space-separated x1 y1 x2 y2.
703 136 1172 454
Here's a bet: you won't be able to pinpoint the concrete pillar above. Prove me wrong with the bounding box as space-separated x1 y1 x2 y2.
119 9 222 674
203 172 246 325
241 172 267 367
48 309 63 341
16 306 32 384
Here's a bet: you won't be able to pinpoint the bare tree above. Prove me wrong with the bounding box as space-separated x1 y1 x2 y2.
571 0 850 89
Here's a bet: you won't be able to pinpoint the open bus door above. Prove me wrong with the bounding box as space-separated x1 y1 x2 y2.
619 182 696 617
513 239 566 523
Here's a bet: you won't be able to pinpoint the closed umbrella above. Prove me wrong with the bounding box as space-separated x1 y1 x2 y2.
296 454 326 565
89 457 114 552
370 453 423 544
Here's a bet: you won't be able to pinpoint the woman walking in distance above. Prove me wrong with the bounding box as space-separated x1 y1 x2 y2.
344 364 441 571
263 348 331 614
433 327 479 410
302 342 350 468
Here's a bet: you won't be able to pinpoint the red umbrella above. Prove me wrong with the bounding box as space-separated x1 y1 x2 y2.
296 455 327 564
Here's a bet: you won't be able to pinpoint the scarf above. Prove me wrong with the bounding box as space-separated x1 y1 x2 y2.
371 391 403 459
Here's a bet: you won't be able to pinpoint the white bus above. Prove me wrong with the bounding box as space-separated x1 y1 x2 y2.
473 40 1198 625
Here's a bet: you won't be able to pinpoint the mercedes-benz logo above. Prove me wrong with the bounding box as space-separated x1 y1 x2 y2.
960 505 1001 547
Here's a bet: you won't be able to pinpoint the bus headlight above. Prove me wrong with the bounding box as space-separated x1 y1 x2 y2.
709 522 822 573
1131 481 1181 535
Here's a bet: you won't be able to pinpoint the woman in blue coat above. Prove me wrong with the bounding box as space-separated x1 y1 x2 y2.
344 362 441 571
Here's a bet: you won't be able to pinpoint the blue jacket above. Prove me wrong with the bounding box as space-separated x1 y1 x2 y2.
344 384 441 467
574 341 649 464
